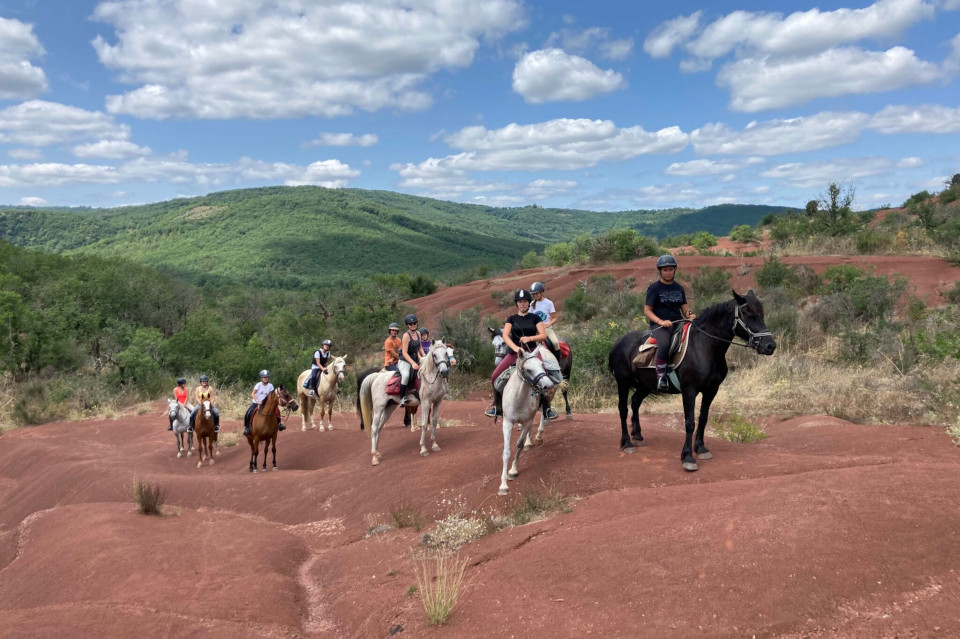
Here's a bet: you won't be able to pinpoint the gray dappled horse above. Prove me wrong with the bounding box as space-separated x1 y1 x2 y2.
167 399 194 458
498 348 559 496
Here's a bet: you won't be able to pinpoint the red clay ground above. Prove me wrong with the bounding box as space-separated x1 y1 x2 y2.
411 254 960 328
2 402 960 638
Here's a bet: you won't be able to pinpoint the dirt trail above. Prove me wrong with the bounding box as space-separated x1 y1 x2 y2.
2 404 959 638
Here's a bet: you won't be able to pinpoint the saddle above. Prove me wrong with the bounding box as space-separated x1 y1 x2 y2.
385 372 421 396
494 348 563 393
632 322 692 369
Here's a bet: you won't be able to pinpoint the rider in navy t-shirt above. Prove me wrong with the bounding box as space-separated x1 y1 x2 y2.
643 255 696 391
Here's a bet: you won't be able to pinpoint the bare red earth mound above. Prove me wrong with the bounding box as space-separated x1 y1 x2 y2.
412 254 960 328
2 404 960 638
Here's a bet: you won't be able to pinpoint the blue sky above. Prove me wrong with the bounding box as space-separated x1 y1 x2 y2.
0 0 958 211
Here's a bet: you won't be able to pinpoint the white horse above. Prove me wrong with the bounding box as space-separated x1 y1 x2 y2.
358 369 421 467
167 399 194 458
410 340 454 456
498 349 560 496
296 355 348 431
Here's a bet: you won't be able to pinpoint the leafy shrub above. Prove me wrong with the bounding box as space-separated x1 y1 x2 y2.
390 503 427 532
941 187 959 205
945 282 960 305
758 288 799 338
520 250 542 269
855 229 892 253
544 242 573 266
756 257 795 289
690 266 731 309
434 307 493 374
903 190 931 208
729 224 761 243
712 412 768 443
691 231 718 252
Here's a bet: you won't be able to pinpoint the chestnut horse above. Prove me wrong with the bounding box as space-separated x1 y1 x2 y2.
194 400 218 467
247 385 298 473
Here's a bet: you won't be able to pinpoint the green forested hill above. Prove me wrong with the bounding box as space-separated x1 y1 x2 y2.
0 186 794 289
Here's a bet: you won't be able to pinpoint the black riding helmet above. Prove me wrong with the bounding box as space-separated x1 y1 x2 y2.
177 377 186 385
656 255 678 270
199 375 209 382
404 314 418 325
515 289 532 303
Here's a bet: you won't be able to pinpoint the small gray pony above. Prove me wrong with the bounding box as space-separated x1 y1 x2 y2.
498 347 560 495
167 399 194 458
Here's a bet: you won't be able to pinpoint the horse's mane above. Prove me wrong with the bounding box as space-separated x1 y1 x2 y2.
694 297 735 327
420 340 444 375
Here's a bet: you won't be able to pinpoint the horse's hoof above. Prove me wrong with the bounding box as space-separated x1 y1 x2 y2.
177 452 182 458
507 472 518 480
623 446 636 454
420 450 429 457
523 443 533 451
565 413 573 421
318 427 326 432
498 488 509 496
272 466 278 472
197 461 202 468
252 469 258 474
187 451 192 457
301 426 307 431
410 426 418 433
432 443 441 452
209 459 215 465
698 451 713 460
534 436 543 446
372 457 380 466
682 461 699 472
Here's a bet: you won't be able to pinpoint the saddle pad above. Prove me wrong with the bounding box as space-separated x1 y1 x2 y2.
493 366 515 393
385 372 421 396
558 341 570 359
632 322 692 369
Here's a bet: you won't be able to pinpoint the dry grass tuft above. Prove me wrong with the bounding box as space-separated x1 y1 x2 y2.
132 475 166 515
414 552 469 626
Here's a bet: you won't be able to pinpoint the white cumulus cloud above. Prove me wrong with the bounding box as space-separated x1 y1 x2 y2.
73 140 152 159
869 104 960 133
761 157 894 188
0 100 132 147
512 48 626 103
0 17 48 99
692 112 870 156
718 46 945 112
92 0 525 119
19 196 48 207
305 133 379 148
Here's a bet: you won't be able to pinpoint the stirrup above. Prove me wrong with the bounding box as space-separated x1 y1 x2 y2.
242 426 251 436
484 404 502 418
545 407 558 420
278 421 286 431
657 376 670 391
308 390 316 397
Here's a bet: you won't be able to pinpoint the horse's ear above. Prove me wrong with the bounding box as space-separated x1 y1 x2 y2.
487 327 496 334
342 354 348 360
732 289 746 304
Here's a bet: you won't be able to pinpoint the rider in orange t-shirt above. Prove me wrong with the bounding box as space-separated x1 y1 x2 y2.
383 322 402 371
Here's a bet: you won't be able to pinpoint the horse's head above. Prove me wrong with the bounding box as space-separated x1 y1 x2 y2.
519 349 555 392
488 327 508 365
429 340 452 378
332 356 347 384
733 290 777 355
201 400 212 418
167 399 180 420
277 385 299 412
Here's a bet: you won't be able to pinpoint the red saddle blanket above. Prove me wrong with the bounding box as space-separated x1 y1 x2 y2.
385 372 421 396
558 341 571 359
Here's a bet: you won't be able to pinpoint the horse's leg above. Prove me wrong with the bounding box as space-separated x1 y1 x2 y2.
175 431 183 457
196 436 204 468
499 417 513 495
616 377 638 453
563 387 572 419
248 436 256 472
271 434 278 471
681 389 699 472
326 398 334 431
187 430 193 456
418 400 430 456
694 386 719 460
371 408 383 466
430 399 441 452
510 418 530 479
630 386 646 444
535 413 546 446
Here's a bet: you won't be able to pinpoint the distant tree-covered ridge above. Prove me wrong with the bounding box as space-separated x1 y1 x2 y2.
0 186 795 291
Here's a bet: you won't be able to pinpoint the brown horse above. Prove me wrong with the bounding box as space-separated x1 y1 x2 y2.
194 400 218 468
247 385 297 473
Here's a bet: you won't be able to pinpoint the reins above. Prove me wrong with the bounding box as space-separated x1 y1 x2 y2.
689 302 773 350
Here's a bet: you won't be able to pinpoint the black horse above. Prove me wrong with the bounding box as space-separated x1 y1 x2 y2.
608 290 776 471
488 327 574 418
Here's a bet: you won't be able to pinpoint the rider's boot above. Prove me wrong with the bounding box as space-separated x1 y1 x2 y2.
213 414 220 433
187 414 195 433
277 416 286 431
398 383 409 406
242 418 251 437
168 417 174 431
655 359 670 392
484 389 503 418
542 397 558 420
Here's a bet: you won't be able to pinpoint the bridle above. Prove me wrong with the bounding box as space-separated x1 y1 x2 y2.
421 344 451 384
692 302 773 351
516 347 550 397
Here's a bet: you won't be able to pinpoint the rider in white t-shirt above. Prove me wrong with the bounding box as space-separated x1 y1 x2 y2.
530 281 561 358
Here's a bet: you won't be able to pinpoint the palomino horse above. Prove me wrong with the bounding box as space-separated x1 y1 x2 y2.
358 369 421 466
490 327 573 419
608 290 776 471
408 340 453 456
194 400 218 467
247 385 298 473
296 355 348 431
167 399 193 458
498 348 559 496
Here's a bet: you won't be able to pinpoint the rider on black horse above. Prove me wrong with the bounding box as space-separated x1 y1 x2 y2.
644 255 696 391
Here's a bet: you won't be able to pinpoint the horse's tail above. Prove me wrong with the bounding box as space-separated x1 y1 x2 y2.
359 373 375 438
